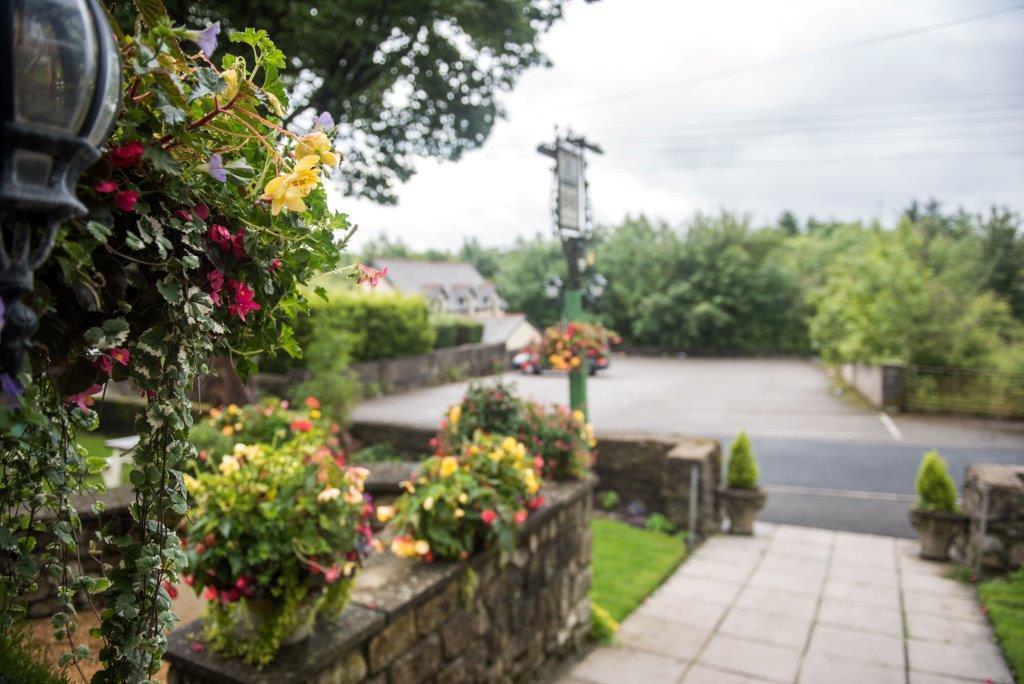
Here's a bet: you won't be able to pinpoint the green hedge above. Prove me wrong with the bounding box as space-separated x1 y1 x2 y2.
431 315 484 349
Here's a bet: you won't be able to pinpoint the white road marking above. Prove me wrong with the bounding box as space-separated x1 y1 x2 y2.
879 412 903 441
763 484 915 503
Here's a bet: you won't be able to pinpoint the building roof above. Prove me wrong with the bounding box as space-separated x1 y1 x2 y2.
474 313 533 344
371 258 489 293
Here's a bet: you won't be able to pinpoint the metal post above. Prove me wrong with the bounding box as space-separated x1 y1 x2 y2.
974 484 991 577
563 288 588 417
688 464 700 548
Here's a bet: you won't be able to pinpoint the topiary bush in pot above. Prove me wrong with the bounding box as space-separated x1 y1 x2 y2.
909 450 966 560
720 431 767 535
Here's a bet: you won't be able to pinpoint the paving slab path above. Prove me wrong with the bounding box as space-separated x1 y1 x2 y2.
561 523 1013 684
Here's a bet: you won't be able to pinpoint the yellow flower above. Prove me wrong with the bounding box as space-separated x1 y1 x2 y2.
262 155 321 215
343 486 363 505
454 508 465 519
183 473 200 493
295 131 339 167
310 409 322 420
400 480 415 494
488 449 503 463
317 487 341 503
573 410 585 423
227 404 240 415
218 455 240 476
414 540 430 556
209 407 222 419
391 537 418 558
221 69 239 101
523 468 540 494
346 467 370 491
423 496 435 511
343 561 357 576
457 493 469 504
501 436 519 453
439 456 459 478
448 405 462 426
221 425 235 436
376 505 395 522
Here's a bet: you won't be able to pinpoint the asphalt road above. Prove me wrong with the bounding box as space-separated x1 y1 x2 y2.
353 357 1024 537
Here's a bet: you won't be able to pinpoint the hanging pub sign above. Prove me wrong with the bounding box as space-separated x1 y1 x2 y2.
555 145 584 237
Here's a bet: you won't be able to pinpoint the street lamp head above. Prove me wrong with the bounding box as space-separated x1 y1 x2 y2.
0 0 122 379
589 273 607 299
544 275 563 300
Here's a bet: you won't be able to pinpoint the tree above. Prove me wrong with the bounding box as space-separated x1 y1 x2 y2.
777 210 800 236
491 235 564 329
160 0 572 203
978 207 1024 319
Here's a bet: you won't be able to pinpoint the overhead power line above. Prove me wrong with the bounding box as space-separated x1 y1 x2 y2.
575 3 1024 108
601 149 1024 171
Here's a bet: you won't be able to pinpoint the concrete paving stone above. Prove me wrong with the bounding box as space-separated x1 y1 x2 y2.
805 623 905 669
659 574 743 605
905 611 996 644
616 613 708 662
682 663 767 684
758 555 829 575
830 547 897 571
821 578 901 609
900 572 976 599
826 562 899 588
636 594 729 631
816 596 903 636
908 671 998 684
677 557 753 583
766 541 831 561
746 568 823 596
798 652 904 684
772 526 836 546
568 645 689 684
735 586 819 621
834 531 898 551
698 634 801 682
718 606 812 648
903 589 987 623
907 637 1014 683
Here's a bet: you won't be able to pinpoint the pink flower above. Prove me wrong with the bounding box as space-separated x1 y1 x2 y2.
229 229 245 259
114 190 140 212
194 204 210 220
207 269 224 306
481 509 497 525
356 264 388 288
234 577 249 590
269 258 282 272
109 141 144 168
324 566 342 583
96 356 113 374
110 348 131 366
527 496 545 511
227 279 261 320
191 641 205 654
514 510 528 525
67 384 102 411
183 574 194 586
163 580 178 599
95 180 117 193
202 586 217 601
207 224 231 251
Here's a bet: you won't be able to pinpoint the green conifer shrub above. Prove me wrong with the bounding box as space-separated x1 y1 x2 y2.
726 430 759 489
915 450 959 512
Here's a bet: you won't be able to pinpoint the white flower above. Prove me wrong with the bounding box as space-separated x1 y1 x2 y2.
218 455 240 476
317 487 341 503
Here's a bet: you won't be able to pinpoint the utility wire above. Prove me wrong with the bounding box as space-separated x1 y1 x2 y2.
575 3 1024 108
600 149 1024 170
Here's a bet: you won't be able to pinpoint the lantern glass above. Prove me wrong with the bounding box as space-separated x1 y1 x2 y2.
13 0 98 136
87 17 121 146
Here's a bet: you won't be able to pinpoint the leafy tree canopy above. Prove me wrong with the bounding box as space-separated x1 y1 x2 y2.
157 0 571 204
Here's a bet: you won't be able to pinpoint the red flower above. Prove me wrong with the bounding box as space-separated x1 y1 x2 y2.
534 456 545 470
324 566 342 583
229 229 245 259
227 279 261 320
96 356 113 375
193 204 210 220
207 269 224 306
514 510 528 525
110 348 131 366
114 190 140 212
207 224 231 250
183 574 195 586
481 509 498 525
190 641 205 654
109 141 144 168
527 496 545 511
290 419 313 433
95 180 118 193
234 577 248 590
305 396 321 410
202 586 217 601
269 258 282 272
163 580 178 599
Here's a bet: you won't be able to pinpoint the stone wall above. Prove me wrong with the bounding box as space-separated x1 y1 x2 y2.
839 362 906 411
163 479 594 683
963 463 1024 572
350 421 723 542
254 342 508 399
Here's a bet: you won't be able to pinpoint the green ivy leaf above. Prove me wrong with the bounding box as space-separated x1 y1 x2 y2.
156 279 183 305
85 220 112 244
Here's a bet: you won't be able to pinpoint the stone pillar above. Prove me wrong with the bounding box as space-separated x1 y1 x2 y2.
963 464 1024 572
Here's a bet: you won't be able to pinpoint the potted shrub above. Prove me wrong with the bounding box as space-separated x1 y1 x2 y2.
378 432 543 562
183 423 375 667
719 431 767 535
909 450 966 560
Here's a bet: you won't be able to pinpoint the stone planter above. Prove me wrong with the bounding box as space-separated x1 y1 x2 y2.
720 487 767 535
909 507 967 561
228 594 324 646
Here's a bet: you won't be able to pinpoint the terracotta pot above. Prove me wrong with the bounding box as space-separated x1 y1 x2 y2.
909 508 967 561
720 487 767 535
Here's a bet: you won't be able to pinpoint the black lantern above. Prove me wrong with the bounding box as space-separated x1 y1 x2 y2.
0 0 121 379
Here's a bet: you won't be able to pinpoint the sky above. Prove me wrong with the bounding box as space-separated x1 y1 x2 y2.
335 0 1024 251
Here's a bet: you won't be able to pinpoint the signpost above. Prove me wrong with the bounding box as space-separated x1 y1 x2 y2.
538 132 602 418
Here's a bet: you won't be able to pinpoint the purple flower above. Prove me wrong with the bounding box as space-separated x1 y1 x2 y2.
1 373 21 400
187 21 221 56
313 111 335 131
205 153 227 182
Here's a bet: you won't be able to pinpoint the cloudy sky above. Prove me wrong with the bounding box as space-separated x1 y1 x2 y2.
336 0 1024 250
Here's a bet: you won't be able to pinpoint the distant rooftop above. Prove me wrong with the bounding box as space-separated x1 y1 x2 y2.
371 258 489 292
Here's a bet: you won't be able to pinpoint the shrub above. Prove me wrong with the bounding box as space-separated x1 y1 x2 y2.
600 491 621 511
380 433 543 562
590 603 619 642
432 315 459 349
440 380 525 447
289 311 361 423
0 629 67 684
455 318 485 345
183 432 374 667
517 402 595 480
644 513 677 535
915 450 959 512
726 431 759 489
349 442 406 464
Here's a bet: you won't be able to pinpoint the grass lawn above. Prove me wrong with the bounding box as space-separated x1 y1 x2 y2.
979 571 1024 682
76 432 112 460
590 517 687 622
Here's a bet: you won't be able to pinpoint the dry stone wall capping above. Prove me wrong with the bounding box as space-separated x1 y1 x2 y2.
963 463 1024 572
163 478 595 684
